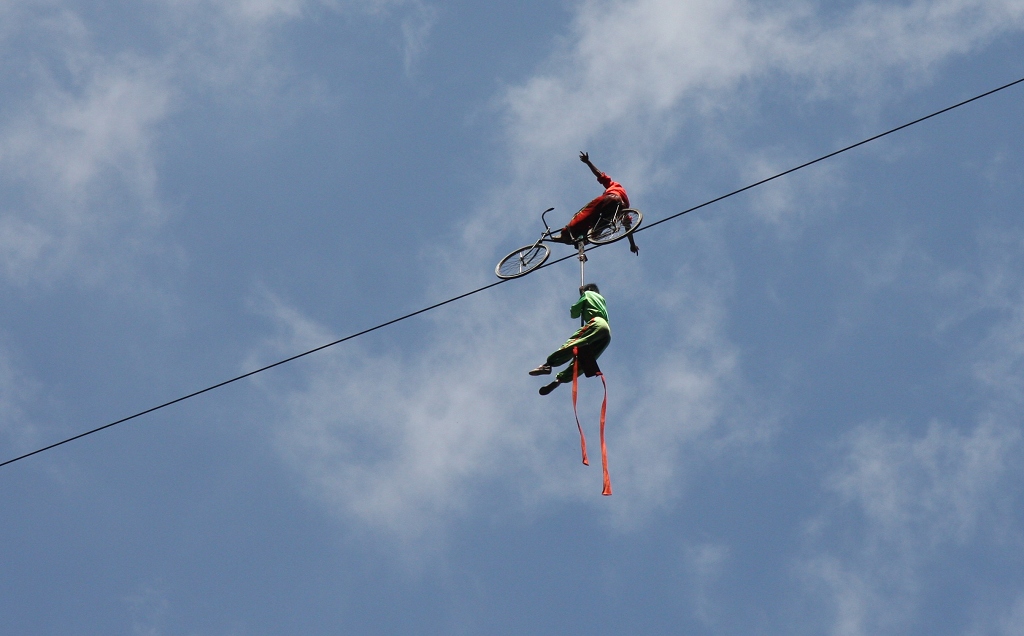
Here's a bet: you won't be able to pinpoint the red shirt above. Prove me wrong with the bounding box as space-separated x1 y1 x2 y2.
597 173 630 208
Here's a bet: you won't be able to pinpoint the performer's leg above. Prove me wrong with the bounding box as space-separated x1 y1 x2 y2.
567 196 604 236
545 323 591 368
554 338 609 383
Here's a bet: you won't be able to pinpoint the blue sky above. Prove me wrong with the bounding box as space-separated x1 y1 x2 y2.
3 0 1024 634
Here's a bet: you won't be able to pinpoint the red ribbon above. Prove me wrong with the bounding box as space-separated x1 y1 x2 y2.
571 346 612 495
598 371 611 496
571 347 589 466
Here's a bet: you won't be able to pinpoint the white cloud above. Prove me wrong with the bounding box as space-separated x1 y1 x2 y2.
961 594 1018 635
998 599 1024 636
247 288 560 542
831 419 1016 549
0 344 40 455
125 585 169 636
598 253 768 524
400 1 437 74
504 0 1024 160
969 240 1024 405
224 0 308 21
685 542 730 627
5 61 170 195
161 0 436 87
793 230 1024 634
800 554 898 636
461 0 1024 273
248 241 752 539
0 0 435 290
792 236 1024 632
797 418 1019 635
250 0 1024 543
0 8 173 289
166 0 419 24
0 217 52 284
739 150 847 235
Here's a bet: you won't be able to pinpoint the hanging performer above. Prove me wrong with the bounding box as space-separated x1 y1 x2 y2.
529 282 614 495
529 283 611 395
552 152 639 255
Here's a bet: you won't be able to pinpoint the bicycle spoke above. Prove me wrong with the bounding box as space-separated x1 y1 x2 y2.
495 239 551 279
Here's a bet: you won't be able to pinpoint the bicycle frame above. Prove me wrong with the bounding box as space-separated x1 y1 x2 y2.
546 203 623 247
522 207 561 250
521 201 622 258
495 204 640 279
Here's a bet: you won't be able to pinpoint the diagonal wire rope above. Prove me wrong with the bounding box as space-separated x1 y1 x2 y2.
2 75 1023 470
634 76 1024 233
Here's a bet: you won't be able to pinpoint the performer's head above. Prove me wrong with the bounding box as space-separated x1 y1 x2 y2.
580 282 600 295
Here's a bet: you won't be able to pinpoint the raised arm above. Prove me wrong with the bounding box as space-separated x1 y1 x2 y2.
579 151 603 178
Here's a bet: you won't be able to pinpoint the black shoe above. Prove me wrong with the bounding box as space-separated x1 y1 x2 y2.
529 364 552 376
539 381 560 395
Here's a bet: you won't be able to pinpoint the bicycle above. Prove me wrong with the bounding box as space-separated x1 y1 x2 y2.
495 205 643 279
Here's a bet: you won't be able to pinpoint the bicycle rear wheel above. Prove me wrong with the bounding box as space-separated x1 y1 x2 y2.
496 243 550 279
587 208 643 245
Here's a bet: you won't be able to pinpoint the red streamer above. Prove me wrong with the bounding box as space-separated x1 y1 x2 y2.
571 347 612 495
571 347 589 466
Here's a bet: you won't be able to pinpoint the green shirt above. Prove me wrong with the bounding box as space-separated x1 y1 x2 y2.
570 290 609 324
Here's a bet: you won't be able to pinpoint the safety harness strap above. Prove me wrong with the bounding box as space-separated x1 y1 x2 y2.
572 346 612 494
597 371 611 496
571 347 589 466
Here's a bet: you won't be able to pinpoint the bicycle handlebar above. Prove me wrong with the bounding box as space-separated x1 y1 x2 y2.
541 207 555 231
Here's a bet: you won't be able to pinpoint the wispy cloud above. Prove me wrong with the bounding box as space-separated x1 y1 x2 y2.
0 0 433 290
400 1 437 74
0 0 443 487
686 542 731 627
832 419 1015 549
801 417 1020 635
246 288 563 544
124 585 169 636
248 234 752 538
796 231 1024 635
0 10 171 289
503 0 1024 160
996 597 1024 636
251 0 1024 545
464 0 1024 270
0 342 41 455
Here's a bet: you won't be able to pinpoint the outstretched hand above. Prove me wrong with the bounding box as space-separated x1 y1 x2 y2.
579 151 601 177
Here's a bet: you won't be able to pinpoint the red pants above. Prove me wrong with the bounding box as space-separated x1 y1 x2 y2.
564 194 623 240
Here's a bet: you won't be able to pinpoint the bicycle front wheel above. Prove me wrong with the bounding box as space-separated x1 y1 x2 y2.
496 243 550 279
588 208 643 245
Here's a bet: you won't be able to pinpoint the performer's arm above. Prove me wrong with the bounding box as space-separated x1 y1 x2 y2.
579 151 603 179
570 294 585 319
